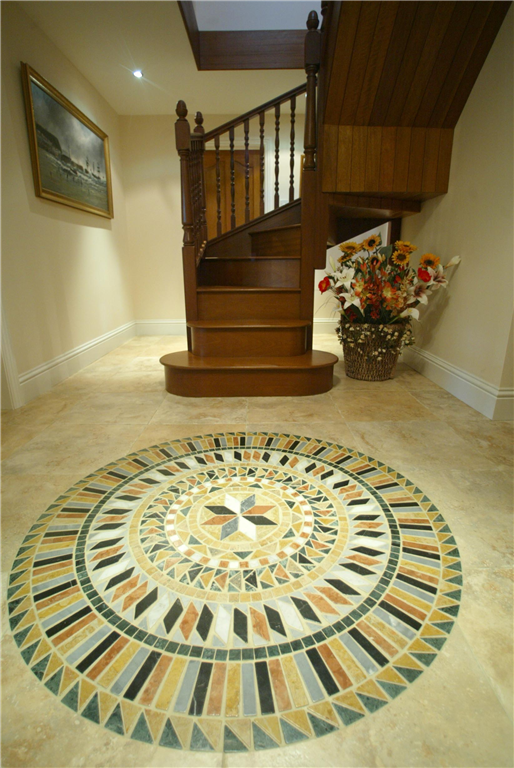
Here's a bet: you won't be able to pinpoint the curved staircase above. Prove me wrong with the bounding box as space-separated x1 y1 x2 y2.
161 199 338 396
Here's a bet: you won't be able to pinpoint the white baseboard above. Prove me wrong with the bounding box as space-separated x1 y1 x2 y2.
18 321 136 405
135 319 187 336
403 346 513 421
313 317 339 334
1 303 23 409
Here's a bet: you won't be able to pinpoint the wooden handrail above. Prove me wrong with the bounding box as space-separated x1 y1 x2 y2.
203 83 306 142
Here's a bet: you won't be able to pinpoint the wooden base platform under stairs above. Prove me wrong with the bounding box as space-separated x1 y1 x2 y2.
161 203 338 397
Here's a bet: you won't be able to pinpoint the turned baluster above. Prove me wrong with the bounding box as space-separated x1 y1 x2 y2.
244 119 250 223
274 103 280 209
320 0 328 27
259 111 265 216
304 11 320 172
229 126 236 229
289 95 296 202
194 111 207 244
214 134 222 237
175 100 193 247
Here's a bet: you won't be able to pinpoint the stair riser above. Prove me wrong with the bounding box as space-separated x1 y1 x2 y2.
198 259 300 288
251 227 301 258
197 292 301 320
190 326 308 357
163 366 334 397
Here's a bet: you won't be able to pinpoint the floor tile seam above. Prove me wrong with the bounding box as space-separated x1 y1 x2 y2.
454 622 514 725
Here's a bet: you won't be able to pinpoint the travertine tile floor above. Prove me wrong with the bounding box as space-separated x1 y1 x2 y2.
1 334 513 768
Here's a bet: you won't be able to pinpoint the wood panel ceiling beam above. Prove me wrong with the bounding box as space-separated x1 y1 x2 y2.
178 1 304 70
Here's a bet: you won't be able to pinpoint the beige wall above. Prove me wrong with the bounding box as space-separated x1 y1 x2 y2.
120 115 184 323
402 6 513 392
1 2 133 377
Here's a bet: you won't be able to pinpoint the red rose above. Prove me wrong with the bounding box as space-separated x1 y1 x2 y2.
418 268 431 282
319 276 331 293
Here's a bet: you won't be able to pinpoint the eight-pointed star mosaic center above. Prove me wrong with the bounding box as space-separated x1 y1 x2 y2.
7 432 462 753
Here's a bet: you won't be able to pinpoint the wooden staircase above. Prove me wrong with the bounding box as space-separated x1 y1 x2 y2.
161 14 339 397
162 1 510 397
161 195 338 396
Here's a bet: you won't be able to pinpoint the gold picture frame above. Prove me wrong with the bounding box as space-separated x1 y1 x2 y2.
21 62 114 219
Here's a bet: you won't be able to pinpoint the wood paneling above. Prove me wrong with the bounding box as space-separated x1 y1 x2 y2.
380 2 438 126
200 31 305 70
399 2 457 127
339 2 381 125
354 1 400 126
324 1 510 129
322 126 453 198
442 2 511 128
323 2 361 125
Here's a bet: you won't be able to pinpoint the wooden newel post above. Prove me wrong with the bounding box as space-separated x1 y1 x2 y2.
175 100 197 323
175 100 194 247
304 10 320 172
194 111 208 246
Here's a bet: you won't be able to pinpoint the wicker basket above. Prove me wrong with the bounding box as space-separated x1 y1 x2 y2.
339 321 407 381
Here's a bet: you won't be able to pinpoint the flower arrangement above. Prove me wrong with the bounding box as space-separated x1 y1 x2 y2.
319 233 460 380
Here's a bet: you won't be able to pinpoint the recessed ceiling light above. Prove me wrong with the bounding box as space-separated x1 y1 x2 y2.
133 70 143 79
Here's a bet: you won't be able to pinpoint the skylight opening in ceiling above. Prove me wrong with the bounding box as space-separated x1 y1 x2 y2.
192 1 322 31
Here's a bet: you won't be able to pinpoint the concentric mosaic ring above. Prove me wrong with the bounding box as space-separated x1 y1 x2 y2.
8 433 462 753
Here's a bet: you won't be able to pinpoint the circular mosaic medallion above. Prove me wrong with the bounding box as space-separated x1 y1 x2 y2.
8 433 462 753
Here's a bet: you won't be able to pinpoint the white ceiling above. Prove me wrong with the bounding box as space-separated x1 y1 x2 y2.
193 1 321 31
21 1 307 116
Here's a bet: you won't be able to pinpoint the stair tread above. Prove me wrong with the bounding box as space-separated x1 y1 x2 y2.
188 319 311 328
160 350 338 371
197 286 301 293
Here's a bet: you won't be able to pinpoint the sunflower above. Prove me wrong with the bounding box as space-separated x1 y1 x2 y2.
420 253 440 269
362 234 382 251
338 252 353 264
339 241 360 256
394 240 417 255
391 249 410 267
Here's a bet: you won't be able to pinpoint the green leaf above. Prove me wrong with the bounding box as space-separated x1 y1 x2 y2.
379 244 393 259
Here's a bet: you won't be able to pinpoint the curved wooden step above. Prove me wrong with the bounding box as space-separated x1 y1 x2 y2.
188 319 311 357
160 350 338 397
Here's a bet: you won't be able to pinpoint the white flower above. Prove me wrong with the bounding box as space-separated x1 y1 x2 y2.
445 255 461 268
341 291 361 310
334 266 355 290
400 307 420 320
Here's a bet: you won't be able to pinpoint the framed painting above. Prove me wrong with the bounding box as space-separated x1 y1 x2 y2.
21 63 114 219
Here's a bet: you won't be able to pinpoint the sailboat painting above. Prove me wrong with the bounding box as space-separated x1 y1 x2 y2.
21 63 113 218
